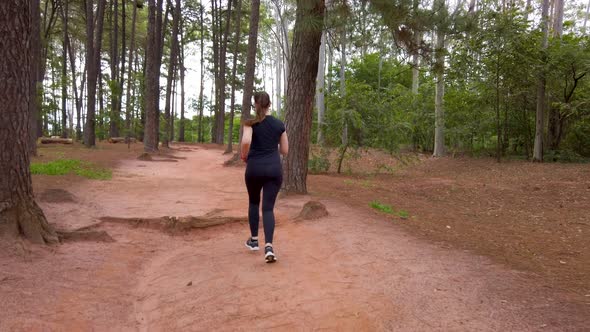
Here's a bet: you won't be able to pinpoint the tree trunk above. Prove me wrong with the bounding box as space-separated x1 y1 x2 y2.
162 0 181 148
84 0 107 148
61 0 68 138
533 0 550 162
340 27 348 146
433 25 446 157
118 0 126 134
125 0 138 139
316 28 326 145
238 0 261 148
216 0 233 145
144 0 164 152
198 3 205 143
29 0 41 156
547 0 564 150
282 0 326 194
178 22 186 142
225 0 242 153
211 0 220 143
0 0 58 244
109 0 120 138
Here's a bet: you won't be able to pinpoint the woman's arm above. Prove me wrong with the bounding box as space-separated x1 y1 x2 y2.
241 126 253 162
279 131 289 156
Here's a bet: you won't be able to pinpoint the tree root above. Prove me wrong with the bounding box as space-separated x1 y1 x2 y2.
99 210 247 235
56 229 115 243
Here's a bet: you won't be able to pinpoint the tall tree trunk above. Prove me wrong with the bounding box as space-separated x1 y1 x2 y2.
162 0 181 148
533 0 550 162
225 0 242 153
144 0 164 152
275 18 282 117
238 0 261 148
211 0 220 143
61 0 68 138
68 41 86 141
547 0 564 150
340 27 348 146
316 28 326 145
216 0 233 145
85 0 107 148
198 3 205 143
0 0 58 244
432 21 446 157
125 0 138 139
178 22 186 142
118 0 126 133
282 0 326 194
109 0 120 138
29 0 41 156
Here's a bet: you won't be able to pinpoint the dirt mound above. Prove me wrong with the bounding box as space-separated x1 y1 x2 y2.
297 201 329 220
38 189 77 203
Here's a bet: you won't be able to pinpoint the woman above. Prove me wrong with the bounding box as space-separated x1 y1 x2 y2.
241 91 289 263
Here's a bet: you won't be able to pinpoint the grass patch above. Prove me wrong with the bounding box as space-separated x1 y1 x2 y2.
31 159 112 180
369 200 410 219
370 200 395 214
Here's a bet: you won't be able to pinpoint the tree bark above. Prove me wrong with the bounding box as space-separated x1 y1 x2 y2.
144 0 164 152
178 22 186 142
547 0 564 150
61 0 68 138
109 0 120 138
198 3 205 143
216 0 234 145
0 0 58 244
316 29 326 145
162 0 182 148
29 0 41 156
125 0 138 139
533 0 550 162
211 0 220 143
433 22 446 157
282 0 326 194
225 0 243 153
238 0 262 147
340 26 347 146
84 0 107 148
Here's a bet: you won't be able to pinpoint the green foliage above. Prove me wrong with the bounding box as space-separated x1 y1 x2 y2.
370 200 394 214
30 159 112 180
370 200 410 219
308 148 331 174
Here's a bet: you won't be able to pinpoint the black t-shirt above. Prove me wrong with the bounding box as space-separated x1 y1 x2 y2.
247 116 285 163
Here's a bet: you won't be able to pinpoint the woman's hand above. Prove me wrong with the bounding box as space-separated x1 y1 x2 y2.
241 152 248 162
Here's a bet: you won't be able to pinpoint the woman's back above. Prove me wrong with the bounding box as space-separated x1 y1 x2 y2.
248 116 285 162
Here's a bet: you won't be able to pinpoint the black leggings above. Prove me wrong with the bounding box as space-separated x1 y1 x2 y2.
245 171 282 244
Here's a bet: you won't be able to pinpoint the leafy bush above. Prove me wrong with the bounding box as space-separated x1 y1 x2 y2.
308 152 331 174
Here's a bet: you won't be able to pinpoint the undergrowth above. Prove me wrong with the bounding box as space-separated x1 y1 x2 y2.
30 159 112 180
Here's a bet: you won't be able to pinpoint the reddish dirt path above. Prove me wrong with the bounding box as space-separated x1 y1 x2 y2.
1 146 589 331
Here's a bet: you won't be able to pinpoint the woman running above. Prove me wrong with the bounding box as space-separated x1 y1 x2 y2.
241 91 289 263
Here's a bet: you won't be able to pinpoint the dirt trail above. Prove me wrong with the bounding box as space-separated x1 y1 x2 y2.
1 146 589 331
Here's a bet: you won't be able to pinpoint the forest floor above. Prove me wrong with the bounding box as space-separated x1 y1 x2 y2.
0 142 589 331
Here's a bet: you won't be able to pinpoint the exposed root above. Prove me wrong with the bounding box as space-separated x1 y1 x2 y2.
99 210 247 235
137 153 178 162
56 229 115 243
223 153 244 167
38 189 77 203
